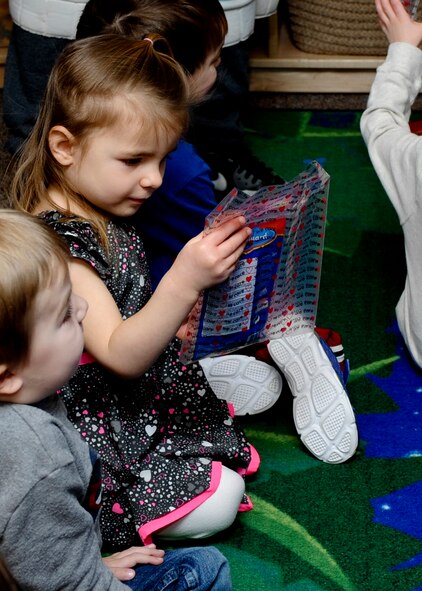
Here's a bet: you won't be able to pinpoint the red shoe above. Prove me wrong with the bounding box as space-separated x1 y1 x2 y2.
315 326 348 379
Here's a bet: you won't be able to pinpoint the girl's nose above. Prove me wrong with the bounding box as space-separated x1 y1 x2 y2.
139 165 163 190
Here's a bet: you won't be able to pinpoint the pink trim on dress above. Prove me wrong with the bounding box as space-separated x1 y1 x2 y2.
79 352 96 365
238 495 254 512
227 402 235 418
237 443 260 477
138 461 223 544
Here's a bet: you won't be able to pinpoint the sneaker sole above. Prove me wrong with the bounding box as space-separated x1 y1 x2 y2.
268 332 358 464
199 354 282 416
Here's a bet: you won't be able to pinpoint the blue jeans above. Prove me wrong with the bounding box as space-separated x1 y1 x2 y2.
125 547 232 591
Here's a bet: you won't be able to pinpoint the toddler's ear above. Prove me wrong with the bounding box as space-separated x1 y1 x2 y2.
48 125 76 166
0 365 23 398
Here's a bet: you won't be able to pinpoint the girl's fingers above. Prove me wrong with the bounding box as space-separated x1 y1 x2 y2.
204 226 250 263
221 228 251 257
207 216 248 244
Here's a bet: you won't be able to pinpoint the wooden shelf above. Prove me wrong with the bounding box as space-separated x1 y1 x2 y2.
249 16 385 93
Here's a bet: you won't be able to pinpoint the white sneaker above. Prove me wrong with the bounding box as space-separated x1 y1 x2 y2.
200 354 282 415
268 331 358 464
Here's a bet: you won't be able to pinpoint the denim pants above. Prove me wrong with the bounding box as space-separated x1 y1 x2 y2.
124 547 232 591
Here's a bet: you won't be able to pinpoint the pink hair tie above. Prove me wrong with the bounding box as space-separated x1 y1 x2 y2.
144 37 154 45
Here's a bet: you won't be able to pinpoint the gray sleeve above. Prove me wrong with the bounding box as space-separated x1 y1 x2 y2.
360 42 422 223
2 462 127 591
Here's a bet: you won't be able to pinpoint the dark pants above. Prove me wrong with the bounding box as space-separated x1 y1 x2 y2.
188 41 250 156
3 24 249 157
3 24 69 153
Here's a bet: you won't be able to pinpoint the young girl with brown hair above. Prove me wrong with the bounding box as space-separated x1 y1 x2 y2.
12 33 258 551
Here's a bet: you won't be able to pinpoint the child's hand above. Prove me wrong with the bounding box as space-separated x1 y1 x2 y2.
176 314 191 340
103 544 165 581
171 215 251 296
376 0 422 46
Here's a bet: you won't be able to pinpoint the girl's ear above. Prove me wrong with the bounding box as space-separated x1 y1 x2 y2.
48 125 77 166
0 365 23 398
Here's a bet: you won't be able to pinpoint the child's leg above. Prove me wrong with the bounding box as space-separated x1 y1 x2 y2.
157 466 245 540
125 546 232 591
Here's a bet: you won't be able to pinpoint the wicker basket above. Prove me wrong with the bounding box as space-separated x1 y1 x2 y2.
286 0 421 55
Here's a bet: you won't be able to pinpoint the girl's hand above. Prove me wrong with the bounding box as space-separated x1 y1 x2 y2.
103 544 165 581
176 314 191 340
170 215 251 297
375 0 422 46
69 216 249 379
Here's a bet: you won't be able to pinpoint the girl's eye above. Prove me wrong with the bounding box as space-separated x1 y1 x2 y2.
122 158 142 166
63 305 73 323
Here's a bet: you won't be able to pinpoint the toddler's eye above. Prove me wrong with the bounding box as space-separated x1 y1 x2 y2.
63 305 73 323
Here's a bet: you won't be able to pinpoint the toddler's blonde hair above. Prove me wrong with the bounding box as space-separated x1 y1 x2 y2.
0 209 70 367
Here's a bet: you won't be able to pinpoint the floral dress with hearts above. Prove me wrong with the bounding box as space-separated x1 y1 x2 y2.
39 211 258 551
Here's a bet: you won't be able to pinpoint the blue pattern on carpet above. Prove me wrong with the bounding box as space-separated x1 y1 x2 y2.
357 323 422 582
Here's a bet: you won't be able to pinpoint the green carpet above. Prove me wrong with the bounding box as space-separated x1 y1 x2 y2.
205 110 422 591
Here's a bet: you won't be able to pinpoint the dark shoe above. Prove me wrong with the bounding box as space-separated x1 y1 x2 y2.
204 144 285 195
